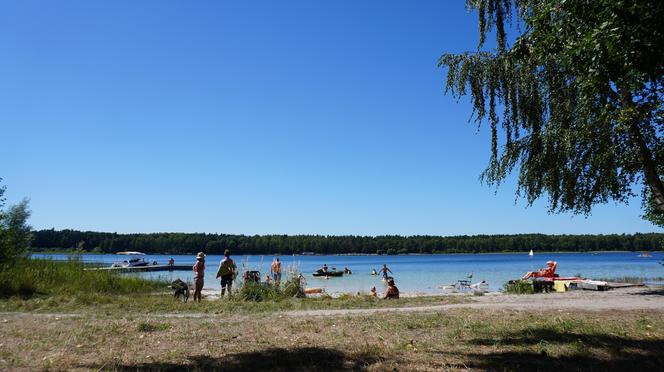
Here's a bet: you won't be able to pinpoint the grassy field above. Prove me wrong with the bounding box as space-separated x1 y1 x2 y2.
1 308 662 371
0 259 466 314
1 260 664 370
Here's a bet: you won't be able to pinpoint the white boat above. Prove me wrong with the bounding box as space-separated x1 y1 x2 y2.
528 249 534 258
116 251 146 255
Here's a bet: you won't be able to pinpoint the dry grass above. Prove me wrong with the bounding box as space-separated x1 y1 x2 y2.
1 308 662 371
0 292 468 315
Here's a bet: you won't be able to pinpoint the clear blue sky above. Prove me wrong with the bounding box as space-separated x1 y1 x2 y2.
0 1 658 235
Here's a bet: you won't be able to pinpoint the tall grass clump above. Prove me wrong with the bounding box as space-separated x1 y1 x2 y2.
236 273 305 302
0 258 166 298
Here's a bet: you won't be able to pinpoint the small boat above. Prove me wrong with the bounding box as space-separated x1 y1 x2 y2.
312 270 343 277
528 249 534 258
116 251 146 255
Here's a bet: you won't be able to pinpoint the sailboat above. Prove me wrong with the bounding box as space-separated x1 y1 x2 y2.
528 249 534 258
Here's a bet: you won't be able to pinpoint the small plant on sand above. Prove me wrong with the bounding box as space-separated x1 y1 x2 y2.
137 322 170 332
502 280 534 294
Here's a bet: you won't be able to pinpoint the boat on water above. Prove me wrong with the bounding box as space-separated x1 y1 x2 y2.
116 251 146 255
312 269 343 277
528 249 534 258
111 257 151 268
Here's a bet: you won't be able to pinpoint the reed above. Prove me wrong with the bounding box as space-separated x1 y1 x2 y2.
0 258 166 298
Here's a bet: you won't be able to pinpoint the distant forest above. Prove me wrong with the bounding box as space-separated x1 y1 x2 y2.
31 229 664 255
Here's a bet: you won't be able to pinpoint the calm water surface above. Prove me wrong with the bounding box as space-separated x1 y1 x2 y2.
33 252 664 294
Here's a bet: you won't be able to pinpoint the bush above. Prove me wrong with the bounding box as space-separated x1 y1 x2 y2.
502 280 534 294
236 275 304 302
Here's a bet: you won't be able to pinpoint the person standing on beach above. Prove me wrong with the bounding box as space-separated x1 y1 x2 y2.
271 258 282 284
192 252 206 302
216 249 237 298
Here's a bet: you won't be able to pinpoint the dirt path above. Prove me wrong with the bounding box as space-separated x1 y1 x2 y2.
283 287 664 317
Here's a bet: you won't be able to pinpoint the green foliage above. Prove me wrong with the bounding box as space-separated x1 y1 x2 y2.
502 280 534 294
0 199 32 263
440 0 664 223
30 229 664 254
0 178 32 263
0 258 166 299
237 276 304 302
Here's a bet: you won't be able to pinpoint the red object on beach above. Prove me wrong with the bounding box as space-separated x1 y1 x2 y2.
522 261 558 280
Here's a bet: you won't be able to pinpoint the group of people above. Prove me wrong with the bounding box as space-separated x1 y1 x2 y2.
191 249 238 302
192 252 284 302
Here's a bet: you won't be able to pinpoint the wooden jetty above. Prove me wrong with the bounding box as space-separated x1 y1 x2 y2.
85 264 192 273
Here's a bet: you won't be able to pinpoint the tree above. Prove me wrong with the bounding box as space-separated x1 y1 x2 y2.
439 0 664 224
0 178 32 263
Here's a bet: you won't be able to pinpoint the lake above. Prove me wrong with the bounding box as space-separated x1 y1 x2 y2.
33 252 664 295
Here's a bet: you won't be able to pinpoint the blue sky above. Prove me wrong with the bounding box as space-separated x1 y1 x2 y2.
0 1 658 235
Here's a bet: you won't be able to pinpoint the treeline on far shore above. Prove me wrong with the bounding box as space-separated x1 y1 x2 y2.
30 229 664 255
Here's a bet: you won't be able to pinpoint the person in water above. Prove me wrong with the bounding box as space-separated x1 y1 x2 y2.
383 279 399 299
271 257 282 283
192 252 206 302
168 257 175 266
379 264 393 279
344 266 352 275
321 264 328 273
371 268 378 275
216 249 237 297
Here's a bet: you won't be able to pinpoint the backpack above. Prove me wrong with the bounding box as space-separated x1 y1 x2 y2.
217 258 235 277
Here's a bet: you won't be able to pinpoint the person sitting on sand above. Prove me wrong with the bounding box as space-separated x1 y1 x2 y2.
369 286 377 297
383 279 399 299
216 249 237 298
379 264 393 279
192 252 206 302
522 261 558 280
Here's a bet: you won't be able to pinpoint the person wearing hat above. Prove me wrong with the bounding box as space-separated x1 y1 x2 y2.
383 278 399 300
192 252 206 302
216 249 237 298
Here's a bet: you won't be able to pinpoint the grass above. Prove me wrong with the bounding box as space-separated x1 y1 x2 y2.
0 258 166 299
0 259 467 314
1 308 662 370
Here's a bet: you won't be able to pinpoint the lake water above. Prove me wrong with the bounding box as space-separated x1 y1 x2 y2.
32 252 664 295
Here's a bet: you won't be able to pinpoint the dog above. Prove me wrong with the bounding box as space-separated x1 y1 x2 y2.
170 279 190 302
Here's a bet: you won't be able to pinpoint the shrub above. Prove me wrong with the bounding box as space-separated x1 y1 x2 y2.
502 280 534 294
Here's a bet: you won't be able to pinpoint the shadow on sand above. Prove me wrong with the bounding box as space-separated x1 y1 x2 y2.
457 327 664 371
84 346 382 372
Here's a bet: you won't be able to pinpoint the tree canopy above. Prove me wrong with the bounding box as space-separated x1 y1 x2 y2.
31 229 663 255
0 179 32 263
439 0 664 224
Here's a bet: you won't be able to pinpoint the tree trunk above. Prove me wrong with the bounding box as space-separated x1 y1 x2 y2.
627 120 664 212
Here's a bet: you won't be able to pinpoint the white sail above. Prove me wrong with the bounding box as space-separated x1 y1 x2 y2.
528 249 534 257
